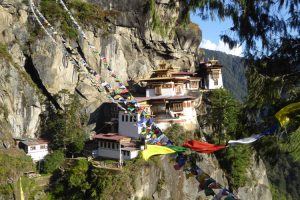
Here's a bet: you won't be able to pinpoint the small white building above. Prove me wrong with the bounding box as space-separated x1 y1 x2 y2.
200 59 223 89
93 133 140 161
19 139 49 161
118 98 152 139
118 112 142 139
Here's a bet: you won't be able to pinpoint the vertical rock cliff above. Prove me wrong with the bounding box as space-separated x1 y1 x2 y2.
0 0 201 141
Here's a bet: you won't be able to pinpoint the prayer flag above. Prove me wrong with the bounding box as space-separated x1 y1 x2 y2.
183 140 226 153
228 124 279 144
275 102 300 126
167 146 188 153
141 145 176 160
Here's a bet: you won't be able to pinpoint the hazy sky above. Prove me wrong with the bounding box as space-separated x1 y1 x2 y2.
190 13 243 57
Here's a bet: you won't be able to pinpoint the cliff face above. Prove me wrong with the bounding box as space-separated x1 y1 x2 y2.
0 0 273 199
132 155 228 200
0 0 200 141
0 0 43 146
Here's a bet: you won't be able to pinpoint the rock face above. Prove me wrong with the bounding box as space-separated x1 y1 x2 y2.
0 61 42 140
195 92 273 200
0 0 42 143
132 155 228 200
237 154 272 200
0 0 201 139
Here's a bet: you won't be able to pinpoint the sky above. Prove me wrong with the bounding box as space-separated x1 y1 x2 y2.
190 13 244 57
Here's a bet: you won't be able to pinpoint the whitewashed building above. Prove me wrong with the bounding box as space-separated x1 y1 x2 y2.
19 139 49 161
118 98 152 139
199 59 223 89
139 63 199 131
93 133 140 161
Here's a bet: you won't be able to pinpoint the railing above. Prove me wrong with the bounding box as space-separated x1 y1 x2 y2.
91 160 122 170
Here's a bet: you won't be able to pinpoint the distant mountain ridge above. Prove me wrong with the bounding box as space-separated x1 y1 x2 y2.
203 49 247 101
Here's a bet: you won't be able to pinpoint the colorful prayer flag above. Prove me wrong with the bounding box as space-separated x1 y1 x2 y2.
141 145 176 161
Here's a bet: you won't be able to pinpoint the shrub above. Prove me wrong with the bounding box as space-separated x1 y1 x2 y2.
40 0 115 40
164 123 194 146
40 0 78 39
41 150 65 174
0 43 12 61
42 92 88 157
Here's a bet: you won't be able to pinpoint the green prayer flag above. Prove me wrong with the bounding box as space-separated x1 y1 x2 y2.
204 188 215 196
167 145 188 153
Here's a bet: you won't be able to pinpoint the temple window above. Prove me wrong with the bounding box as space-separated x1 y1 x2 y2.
190 81 198 89
155 86 162 95
173 103 183 112
111 106 118 118
175 85 182 94
30 146 36 151
214 79 218 86
187 101 191 107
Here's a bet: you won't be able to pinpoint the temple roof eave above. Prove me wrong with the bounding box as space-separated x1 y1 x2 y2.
139 77 189 82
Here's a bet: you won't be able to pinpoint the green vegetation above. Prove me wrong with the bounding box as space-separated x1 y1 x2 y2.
149 0 164 35
204 89 251 189
68 0 116 30
20 176 47 200
271 184 293 200
149 0 174 37
0 42 43 98
218 146 251 188
280 127 300 161
48 158 152 199
0 150 34 184
182 0 299 55
164 123 194 146
207 89 241 143
49 159 90 199
0 149 35 198
238 38 300 198
41 150 65 174
40 0 115 40
156 172 166 195
40 0 78 39
42 91 88 157
0 43 12 62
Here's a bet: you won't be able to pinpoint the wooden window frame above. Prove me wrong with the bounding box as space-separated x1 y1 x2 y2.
154 86 162 95
173 103 183 112
190 81 198 89
214 79 218 86
175 85 182 94
30 146 36 151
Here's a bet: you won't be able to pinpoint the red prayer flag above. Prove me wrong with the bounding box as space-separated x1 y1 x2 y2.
183 140 226 153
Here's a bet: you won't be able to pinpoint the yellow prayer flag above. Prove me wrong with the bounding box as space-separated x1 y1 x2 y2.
20 177 24 200
141 145 176 161
275 102 300 126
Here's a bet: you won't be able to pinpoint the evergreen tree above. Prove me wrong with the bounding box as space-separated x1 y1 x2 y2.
43 91 88 158
182 0 299 57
